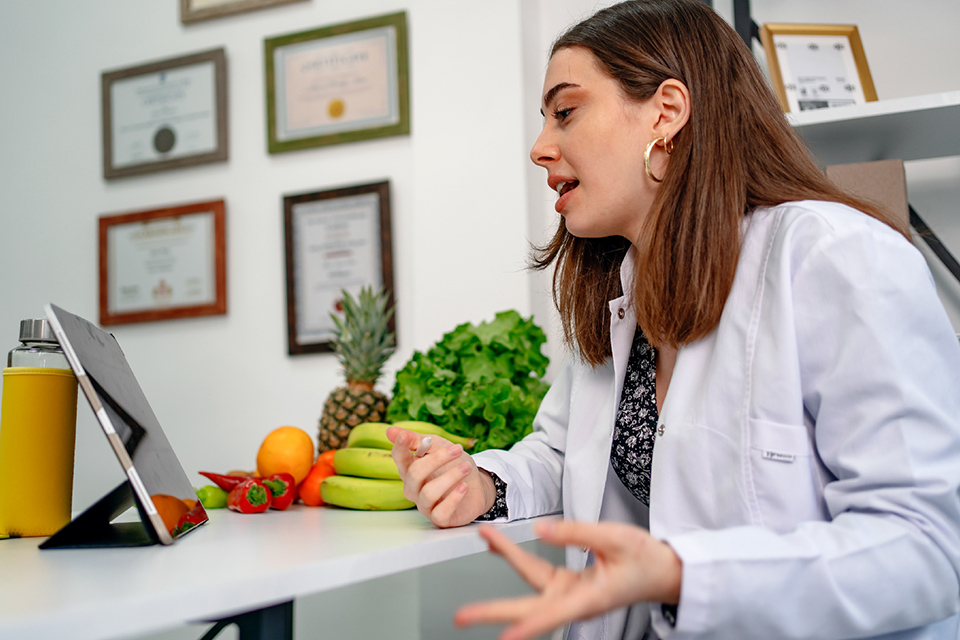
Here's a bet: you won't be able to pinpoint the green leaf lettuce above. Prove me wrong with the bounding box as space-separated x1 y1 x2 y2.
386 310 550 452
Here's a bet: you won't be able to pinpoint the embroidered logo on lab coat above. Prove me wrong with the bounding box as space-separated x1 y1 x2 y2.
762 450 796 463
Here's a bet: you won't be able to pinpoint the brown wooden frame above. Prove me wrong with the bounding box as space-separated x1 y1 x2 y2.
99 200 227 326
283 181 395 355
101 48 228 180
180 0 308 24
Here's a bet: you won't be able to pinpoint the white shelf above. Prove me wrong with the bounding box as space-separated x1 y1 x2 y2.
788 90 960 166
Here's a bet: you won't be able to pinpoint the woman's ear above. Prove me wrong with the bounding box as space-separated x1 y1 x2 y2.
652 79 691 139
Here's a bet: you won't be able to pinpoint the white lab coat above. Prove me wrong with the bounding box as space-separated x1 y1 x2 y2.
472 200 960 640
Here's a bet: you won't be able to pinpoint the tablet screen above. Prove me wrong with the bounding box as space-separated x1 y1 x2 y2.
45 304 206 543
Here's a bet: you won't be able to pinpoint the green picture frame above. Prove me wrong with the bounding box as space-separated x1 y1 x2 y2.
264 12 410 154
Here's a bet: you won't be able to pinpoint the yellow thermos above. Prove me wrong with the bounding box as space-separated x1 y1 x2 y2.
0 319 78 538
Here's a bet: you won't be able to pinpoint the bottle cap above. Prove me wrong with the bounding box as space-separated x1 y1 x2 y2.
19 319 57 343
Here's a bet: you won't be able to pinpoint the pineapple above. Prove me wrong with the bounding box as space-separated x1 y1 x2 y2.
317 286 396 453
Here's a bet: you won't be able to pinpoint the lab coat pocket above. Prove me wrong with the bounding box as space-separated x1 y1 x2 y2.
748 419 825 529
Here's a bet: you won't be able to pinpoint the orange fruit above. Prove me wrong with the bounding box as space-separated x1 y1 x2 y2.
151 494 190 534
299 449 338 507
256 426 315 485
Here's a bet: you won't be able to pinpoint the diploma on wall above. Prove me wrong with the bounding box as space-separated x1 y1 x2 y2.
99 201 227 326
110 62 217 166
265 12 410 153
276 29 397 139
101 49 228 179
289 193 383 346
283 181 395 355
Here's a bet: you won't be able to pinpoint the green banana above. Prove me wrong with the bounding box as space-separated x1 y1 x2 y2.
345 422 395 450
346 420 478 450
334 447 401 479
319 475 415 510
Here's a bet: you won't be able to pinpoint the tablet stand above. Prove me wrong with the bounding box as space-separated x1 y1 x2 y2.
39 480 158 549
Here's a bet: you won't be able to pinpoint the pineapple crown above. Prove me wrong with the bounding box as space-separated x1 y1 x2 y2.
330 286 396 384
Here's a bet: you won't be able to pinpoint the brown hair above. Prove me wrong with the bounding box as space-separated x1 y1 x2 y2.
531 0 908 366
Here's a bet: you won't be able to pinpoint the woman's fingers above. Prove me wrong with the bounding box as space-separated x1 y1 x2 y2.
497 583 600 640
479 526 558 592
454 594 542 627
535 519 631 557
455 578 596 640
419 457 470 508
389 428 419 471
426 477 469 525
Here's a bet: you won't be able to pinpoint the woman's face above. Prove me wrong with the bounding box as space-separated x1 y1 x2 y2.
530 47 661 242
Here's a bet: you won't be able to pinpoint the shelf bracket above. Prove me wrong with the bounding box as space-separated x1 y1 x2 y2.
910 205 960 284
698 0 760 46
199 600 294 640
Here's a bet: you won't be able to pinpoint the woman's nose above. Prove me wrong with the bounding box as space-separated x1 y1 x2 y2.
529 128 557 167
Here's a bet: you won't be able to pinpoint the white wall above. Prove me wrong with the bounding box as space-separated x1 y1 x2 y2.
2 1 959 639
0 0 531 512
1 3 532 638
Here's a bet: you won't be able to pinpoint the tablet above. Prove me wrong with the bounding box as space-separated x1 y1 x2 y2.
40 304 207 548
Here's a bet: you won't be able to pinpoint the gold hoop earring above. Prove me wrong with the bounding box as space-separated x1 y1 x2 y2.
644 136 673 183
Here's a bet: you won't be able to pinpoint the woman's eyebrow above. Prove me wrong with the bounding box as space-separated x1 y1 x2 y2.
540 82 580 116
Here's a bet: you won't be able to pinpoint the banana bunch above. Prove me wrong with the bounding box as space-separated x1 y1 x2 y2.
320 426 409 510
333 447 400 479
346 420 478 451
319 475 413 511
320 421 476 511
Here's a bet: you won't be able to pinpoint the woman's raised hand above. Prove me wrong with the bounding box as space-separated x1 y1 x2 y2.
388 426 496 528
453 520 683 640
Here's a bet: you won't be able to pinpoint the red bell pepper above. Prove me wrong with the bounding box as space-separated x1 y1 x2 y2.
262 473 297 510
173 503 208 537
227 478 272 514
199 471 250 492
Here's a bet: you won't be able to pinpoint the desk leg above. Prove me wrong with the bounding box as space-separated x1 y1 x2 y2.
199 600 294 640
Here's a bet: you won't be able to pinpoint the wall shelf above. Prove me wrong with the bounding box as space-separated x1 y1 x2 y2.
789 91 960 166
711 0 960 283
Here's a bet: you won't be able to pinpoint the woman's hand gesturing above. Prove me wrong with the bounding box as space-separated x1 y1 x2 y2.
388 426 496 528
454 520 683 640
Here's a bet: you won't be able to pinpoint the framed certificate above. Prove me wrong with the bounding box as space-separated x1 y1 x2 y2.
283 181 395 355
180 0 308 24
264 12 410 154
99 200 227 326
760 24 877 113
101 49 228 179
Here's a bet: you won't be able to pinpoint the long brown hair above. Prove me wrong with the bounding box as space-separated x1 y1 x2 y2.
531 0 908 366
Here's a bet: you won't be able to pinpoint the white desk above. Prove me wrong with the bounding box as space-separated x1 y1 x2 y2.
0 506 557 640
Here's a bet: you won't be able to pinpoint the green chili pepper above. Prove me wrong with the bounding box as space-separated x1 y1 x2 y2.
196 485 228 509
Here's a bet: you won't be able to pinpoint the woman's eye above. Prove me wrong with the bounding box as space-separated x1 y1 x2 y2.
552 107 573 121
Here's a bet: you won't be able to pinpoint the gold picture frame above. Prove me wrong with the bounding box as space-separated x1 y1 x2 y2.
760 23 877 113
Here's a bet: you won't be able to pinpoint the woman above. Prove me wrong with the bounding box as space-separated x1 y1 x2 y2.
389 1 960 638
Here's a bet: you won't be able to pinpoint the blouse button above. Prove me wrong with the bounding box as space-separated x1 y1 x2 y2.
657 424 665 437
617 308 625 319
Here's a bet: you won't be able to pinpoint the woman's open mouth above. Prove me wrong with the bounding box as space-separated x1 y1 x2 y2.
557 180 579 197
555 180 579 213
